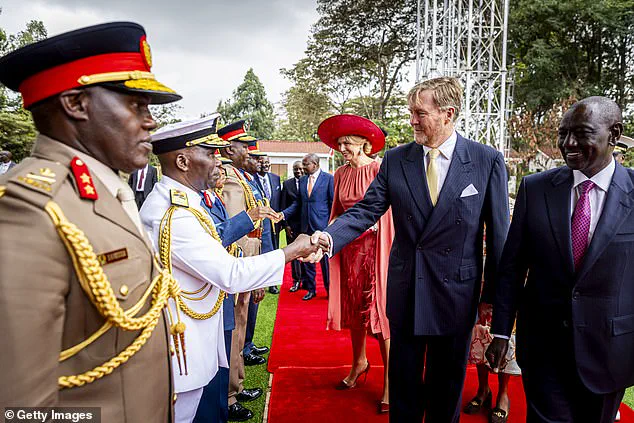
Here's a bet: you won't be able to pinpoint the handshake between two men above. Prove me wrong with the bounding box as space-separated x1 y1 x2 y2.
279 230 331 264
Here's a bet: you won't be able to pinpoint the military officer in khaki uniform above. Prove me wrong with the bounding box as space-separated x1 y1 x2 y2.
0 22 181 422
217 120 269 421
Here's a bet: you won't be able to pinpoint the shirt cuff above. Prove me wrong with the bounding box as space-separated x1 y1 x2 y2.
324 231 334 257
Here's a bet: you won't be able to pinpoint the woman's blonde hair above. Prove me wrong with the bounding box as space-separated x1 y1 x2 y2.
340 135 372 156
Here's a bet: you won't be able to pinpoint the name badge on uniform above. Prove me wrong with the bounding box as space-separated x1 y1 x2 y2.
170 189 189 207
97 248 129 265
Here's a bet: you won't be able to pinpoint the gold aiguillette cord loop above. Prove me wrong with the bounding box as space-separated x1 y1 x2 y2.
43 201 179 390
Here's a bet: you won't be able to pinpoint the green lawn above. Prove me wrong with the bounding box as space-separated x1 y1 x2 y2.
243 291 279 423
241 231 285 422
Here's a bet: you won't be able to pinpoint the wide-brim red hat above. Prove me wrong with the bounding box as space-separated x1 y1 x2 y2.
317 114 386 155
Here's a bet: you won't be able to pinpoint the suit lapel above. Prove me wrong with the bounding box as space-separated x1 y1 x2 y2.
419 135 473 242
312 171 325 196
402 143 433 220
576 164 634 283
544 167 575 275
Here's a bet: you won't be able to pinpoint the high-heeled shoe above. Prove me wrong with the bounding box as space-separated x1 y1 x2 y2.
335 362 370 390
377 401 390 414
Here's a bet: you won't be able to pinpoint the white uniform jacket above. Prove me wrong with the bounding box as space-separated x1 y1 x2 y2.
140 176 285 393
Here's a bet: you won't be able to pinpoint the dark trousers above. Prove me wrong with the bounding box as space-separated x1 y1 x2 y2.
388 325 472 423
521 328 624 423
287 230 304 284
194 329 233 423
243 298 259 355
303 256 329 294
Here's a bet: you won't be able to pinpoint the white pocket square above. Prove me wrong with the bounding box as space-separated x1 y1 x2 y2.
460 184 479 198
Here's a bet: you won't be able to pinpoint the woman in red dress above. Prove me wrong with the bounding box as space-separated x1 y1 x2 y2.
317 114 395 414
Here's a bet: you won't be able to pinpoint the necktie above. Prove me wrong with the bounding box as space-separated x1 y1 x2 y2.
571 180 595 271
136 167 145 191
427 148 440 205
262 175 271 199
116 186 143 234
307 175 314 197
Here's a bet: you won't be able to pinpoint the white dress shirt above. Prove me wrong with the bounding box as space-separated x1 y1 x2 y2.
140 176 285 392
308 167 322 191
258 173 271 199
570 158 615 244
135 164 149 192
423 131 457 195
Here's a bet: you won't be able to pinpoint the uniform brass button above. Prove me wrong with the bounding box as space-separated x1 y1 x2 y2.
119 285 129 297
173 393 178 403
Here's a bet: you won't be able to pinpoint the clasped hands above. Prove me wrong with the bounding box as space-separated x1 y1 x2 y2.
248 206 283 223
282 230 331 264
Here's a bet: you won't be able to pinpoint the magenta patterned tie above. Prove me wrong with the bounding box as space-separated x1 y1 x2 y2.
571 180 595 271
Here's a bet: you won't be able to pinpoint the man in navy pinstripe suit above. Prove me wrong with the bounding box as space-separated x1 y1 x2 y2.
314 77 510 422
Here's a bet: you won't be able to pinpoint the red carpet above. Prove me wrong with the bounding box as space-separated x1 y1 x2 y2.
267 263 634 422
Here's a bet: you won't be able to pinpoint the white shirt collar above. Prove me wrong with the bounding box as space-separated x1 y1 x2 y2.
309 168 321 180
572 158 615 193
422 131 458 159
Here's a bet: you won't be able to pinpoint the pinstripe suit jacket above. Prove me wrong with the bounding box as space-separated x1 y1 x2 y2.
326 134 510 336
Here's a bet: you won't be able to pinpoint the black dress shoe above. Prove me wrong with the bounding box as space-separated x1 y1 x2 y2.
289 282 300 292
302 291 316 301
228 403 253 421
236 387 263 402
251 345 270 356
268 286 280 294
243 352 266 366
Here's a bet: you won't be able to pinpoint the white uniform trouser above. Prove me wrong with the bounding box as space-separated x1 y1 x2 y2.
175 387 204 423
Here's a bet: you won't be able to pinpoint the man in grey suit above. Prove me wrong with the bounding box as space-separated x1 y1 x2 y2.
128 163 158 209
314 77 510 422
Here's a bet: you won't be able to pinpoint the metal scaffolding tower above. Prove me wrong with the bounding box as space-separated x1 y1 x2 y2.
415 0 511 154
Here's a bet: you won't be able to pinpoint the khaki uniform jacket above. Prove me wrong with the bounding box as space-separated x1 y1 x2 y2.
222 164 260 257
0 136 173 422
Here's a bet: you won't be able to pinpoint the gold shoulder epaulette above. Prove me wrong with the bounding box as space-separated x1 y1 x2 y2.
2 158 69 208
170 189 189 207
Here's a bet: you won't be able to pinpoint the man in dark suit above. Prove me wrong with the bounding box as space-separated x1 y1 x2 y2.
128 163 158 209
313 77 510 422
282 161 305 292
0 151 16 175
255 154 282 294
487 96 633 423
282 153 334 300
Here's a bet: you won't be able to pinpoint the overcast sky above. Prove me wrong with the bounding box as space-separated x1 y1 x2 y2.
0 0 318 119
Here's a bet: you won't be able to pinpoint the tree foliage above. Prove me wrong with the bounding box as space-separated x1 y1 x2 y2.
275 59 333 141
0 14 47 162
306 0 417 121
278 0 417 143
217 68 275 139
509 0 634 115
